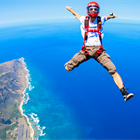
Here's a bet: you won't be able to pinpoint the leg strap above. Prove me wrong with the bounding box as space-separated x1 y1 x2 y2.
81 45 90 60
95 45 106 59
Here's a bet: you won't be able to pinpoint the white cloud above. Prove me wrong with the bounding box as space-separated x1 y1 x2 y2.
117 17 133 20
61 16 75 19
70 16 75 18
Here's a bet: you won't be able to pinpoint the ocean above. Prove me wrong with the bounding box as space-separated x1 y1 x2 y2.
0 18 140 140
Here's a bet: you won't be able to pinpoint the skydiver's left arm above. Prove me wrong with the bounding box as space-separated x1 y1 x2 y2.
105 13 117 21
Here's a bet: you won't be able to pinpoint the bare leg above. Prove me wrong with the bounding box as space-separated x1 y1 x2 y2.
111 71 124 89
110 71 134 101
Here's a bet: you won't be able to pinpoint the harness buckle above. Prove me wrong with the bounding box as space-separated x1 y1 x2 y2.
94 45 106 59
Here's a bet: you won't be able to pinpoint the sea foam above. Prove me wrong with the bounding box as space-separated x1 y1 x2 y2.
23 69 34 105
27 73 35 91
22 60 46 138
28 113 46 136
23 93 30 104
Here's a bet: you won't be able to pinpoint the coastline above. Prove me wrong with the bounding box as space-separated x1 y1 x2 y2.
19 57 35 140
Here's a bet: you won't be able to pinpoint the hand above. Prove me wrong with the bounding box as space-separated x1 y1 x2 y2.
110 13 117 18
66 6 72 11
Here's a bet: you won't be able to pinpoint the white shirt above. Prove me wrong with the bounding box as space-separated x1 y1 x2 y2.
80 16 106 46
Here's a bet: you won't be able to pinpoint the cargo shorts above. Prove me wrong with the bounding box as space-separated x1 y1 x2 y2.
65 45 116 75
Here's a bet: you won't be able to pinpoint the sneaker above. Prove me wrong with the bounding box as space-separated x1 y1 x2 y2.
123 93 134 102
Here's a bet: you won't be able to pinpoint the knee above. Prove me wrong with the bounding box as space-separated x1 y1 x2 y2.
108 68 117 75
65 65 72 71
110 70 117 76
64 64 73 71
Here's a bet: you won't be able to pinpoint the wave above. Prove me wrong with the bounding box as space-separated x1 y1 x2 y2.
27 73 35 91
21 60 46 139
22 61 34 105
22 57 34 91
23 74 34 104
23 92 30 104
28 113 46 137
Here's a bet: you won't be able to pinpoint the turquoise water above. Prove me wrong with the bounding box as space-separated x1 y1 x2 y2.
0 20 140 139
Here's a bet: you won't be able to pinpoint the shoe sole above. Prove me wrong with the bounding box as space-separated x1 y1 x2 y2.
124 93 134 102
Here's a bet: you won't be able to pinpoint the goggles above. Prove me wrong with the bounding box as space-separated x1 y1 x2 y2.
87 6 100 13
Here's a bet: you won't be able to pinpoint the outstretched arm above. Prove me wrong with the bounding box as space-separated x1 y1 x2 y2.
66 6 81 21
106 13 117 21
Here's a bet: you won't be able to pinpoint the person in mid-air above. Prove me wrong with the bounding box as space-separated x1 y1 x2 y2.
64 1 134 101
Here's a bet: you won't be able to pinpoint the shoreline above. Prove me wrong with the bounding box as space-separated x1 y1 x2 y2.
19 57 35 140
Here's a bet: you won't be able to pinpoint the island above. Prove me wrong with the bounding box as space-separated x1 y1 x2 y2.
0 58 34 140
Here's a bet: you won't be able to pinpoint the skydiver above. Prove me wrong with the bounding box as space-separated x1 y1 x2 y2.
64 1 134 101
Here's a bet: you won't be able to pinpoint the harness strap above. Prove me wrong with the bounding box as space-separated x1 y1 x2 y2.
94 45 106 59
81 16 90 59
82 45 90 60
82 16 105 59
97 16 102 46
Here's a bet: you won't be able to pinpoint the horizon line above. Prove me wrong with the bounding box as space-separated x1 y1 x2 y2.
0 17 140 27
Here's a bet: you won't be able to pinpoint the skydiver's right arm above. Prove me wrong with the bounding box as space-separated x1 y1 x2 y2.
66 6 81 21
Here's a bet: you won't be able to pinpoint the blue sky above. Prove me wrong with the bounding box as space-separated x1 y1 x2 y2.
0 0 140 24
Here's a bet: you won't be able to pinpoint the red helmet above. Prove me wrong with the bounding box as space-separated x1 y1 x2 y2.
87 1 100 17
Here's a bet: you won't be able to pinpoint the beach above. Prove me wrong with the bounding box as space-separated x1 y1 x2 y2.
19 58 35 140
